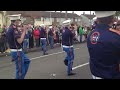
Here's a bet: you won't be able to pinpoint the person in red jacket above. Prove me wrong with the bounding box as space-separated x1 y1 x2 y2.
33 26 40 47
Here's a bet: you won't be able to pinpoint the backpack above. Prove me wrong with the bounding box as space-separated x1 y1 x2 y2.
34 29 40 36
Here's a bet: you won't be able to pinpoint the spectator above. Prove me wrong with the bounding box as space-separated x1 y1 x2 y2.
0 24 2 33
38 26 41 47
28 25 34 49
83 26 88 39
59 27 63 45
2 25 8 51
33 26 40 47
79 26 84 43
53 27 57 44
0 33 5 53
48 26 54 49
23 26 29 53
55 29 59 44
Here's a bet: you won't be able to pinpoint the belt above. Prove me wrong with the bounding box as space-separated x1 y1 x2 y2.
62 45 73 48
40 38 46 39
92 75 102 79
10 49 22 52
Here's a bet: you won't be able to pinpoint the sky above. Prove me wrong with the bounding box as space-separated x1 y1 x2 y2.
49 11 95 16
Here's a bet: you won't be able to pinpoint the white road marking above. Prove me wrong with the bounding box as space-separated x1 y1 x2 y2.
1 47 88 72
0 48 80 69
72 62 89 70
49 62 89 78
30 48 80 60
30 47 89 71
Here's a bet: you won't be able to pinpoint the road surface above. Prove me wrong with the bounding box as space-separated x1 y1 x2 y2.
0 43 92 79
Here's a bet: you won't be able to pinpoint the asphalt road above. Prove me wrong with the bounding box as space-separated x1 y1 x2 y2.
0 43 92 79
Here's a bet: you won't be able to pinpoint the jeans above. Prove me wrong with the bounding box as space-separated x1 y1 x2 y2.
63 47 74 75
41 39 47 53
23 39 29 52
11 51 30 79
0 43 4 53
80 34 83 43
49 36 54 48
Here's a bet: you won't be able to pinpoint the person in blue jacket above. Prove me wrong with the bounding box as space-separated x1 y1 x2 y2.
48 26 54 49
23 28 29 53
6 15 30 79
40 24 48 55
62 20 76 76
87 11 120 79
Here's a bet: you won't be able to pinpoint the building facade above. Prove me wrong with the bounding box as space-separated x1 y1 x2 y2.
7 11 80 26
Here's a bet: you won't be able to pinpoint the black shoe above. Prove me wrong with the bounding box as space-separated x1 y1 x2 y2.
51 47 54 49
68 73 76 76
43 52 48 55
11 59 14 62
64 59 68 66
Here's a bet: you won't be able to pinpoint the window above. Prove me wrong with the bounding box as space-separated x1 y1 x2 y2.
71 18 73 22
68 18 70 20
78 18 80 21
44 17 46 21
57 18 61 22
46 18 50 21
36 18 41 21
75 18 77 22
52 18 54 22
61 18 65 21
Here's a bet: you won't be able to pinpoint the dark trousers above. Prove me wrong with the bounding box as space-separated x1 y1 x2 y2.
29 36 34 48
48 36 54 48
80 34 83 43
35 39 39 47
0 43 4 53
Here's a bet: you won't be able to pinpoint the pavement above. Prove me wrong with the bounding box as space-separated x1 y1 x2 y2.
0 42 92 79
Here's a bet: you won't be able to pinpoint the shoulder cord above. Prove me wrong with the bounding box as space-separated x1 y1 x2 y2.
69 30 72 56
13 27 22 79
